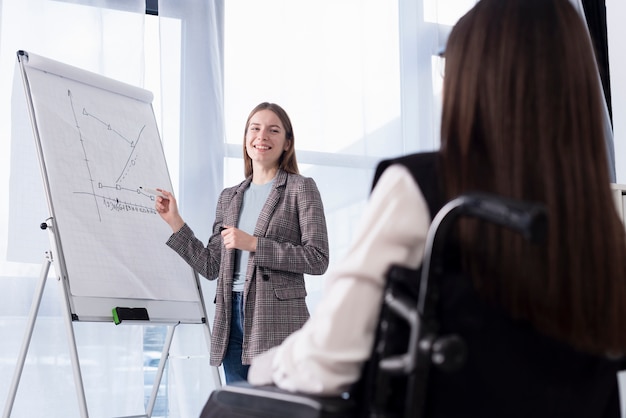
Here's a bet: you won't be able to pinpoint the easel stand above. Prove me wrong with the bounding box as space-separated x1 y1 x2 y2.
3 218 89 418
12 50 221 417
3 250 54 418
2 218 219 418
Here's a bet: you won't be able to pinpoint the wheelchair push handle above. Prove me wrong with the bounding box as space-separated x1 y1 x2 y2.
457 192 547 244
381 193 548 376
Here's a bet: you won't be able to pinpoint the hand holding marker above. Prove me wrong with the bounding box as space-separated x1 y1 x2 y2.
151 187 185 233
145 185 225 234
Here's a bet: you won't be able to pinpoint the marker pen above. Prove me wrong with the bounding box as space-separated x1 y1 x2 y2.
140 187 166 198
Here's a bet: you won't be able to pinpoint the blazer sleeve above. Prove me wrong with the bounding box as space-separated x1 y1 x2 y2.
254 176 330 276
165 190 229 280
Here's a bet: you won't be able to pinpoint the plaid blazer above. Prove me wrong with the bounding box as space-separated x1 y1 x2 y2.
167 169 329 366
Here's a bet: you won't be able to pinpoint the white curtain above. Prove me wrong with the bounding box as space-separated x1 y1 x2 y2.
155 1 225 416
1 1 154 417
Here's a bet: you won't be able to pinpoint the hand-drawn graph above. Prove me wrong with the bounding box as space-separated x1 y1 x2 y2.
21 57 201 312
68 88 161 221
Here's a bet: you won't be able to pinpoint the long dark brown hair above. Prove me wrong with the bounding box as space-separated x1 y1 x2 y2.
441 0 626 354
242 102 299 178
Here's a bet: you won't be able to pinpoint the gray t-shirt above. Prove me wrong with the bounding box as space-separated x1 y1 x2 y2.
232 179 274 291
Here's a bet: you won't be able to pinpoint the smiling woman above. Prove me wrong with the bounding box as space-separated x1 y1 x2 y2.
154 102 330 385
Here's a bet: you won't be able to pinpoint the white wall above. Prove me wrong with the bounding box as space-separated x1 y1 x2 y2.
607 1 626 409
608 0 626 183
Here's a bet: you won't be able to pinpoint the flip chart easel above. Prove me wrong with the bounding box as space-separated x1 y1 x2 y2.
3 50 221 418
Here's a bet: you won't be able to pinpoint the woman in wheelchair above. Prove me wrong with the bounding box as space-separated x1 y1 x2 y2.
247 0 626 416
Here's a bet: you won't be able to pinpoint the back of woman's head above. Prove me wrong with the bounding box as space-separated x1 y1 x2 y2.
441 0 626 354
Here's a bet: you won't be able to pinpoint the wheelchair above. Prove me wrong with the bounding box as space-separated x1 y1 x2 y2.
199 193 624 418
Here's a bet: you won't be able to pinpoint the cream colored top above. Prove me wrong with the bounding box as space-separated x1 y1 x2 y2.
248 164 431 395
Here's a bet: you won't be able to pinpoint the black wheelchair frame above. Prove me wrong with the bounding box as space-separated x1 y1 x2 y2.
199 193 547 418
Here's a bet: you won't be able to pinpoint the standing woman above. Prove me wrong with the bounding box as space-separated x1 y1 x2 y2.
155 102 329 384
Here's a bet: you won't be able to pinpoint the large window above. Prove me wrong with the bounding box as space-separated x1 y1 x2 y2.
0 0 482 416
222 2 402 308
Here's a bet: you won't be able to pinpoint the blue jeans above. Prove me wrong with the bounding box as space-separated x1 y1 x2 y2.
222 292 250 384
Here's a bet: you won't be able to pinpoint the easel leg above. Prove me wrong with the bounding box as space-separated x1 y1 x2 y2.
2 252 52 418
58 278 90 418
145 323 178 417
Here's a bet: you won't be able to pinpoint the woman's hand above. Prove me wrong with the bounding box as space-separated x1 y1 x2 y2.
221 226 258 252
155 189 185 233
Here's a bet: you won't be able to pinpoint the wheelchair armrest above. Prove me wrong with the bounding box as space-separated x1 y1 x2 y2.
200 382 357 418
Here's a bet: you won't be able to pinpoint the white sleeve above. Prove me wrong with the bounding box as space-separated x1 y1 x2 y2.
248 165 432 395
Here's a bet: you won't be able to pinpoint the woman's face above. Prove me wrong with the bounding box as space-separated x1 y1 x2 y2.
245 109 290 170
